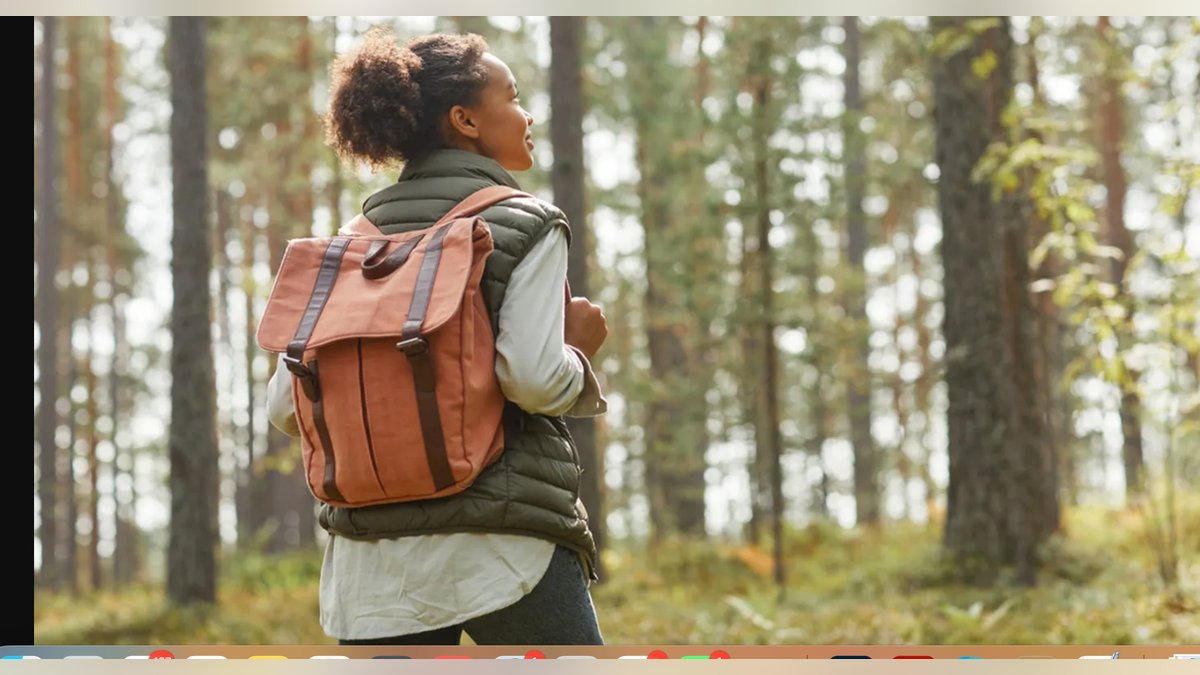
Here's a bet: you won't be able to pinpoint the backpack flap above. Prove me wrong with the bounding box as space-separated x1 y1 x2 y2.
255 217 494 358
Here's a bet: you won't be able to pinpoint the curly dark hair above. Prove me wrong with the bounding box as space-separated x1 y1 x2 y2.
324 27 491 169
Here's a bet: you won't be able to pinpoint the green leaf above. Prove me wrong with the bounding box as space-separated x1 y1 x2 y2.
1065 202 1094 224
971 49 998 80
964 18 1002 35
931 26 976 60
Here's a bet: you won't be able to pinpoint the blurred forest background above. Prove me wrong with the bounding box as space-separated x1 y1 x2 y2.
33 16 1200 645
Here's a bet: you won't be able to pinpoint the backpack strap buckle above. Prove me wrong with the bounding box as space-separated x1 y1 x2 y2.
282 353 309 377
283 354 320 402
396 336 429 357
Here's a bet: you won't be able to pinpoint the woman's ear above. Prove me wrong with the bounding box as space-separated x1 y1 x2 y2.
448 105 480 139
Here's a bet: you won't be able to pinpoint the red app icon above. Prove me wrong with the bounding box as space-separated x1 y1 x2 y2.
710 650 731 659
648 650 668 659
149 651 174 659
524 651 545 659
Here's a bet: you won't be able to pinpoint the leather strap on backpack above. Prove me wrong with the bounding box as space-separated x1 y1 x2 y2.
396 186 533 492
285 237 352 503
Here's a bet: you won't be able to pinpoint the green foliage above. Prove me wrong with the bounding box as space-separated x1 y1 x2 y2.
34 502 1200 646
223 550 323 594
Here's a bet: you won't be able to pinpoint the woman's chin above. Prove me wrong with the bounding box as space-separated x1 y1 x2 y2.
507 153 535 172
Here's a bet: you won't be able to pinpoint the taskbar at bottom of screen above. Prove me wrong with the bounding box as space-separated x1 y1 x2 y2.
4 646 1200 659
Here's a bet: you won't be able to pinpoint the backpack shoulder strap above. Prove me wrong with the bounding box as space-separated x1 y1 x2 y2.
338 213 383 236
433 186 535 227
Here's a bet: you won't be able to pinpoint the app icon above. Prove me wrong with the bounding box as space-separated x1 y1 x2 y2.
310 655 348 659
149 650 174 659
619 651 669 659
557 655 595 659
524 651 545 659
125 656 150 659
958 656 982 659
1 656 40 659
64 656 101 659
1170 655 1200 659
710 650 731 659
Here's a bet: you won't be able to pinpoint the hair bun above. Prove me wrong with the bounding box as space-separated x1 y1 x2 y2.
324 28 490 169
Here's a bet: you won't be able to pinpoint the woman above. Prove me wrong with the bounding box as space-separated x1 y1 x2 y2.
266 28 609 646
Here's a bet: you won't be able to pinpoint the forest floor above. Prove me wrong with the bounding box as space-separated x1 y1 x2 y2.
34 499 1200 646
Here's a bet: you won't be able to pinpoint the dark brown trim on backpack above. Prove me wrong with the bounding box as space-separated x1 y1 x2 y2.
285 237 351 503
397 223 456 492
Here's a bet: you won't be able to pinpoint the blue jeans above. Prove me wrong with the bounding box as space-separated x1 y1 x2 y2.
337 545 604 646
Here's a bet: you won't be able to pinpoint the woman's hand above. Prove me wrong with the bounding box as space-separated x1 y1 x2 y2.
564 296 608 361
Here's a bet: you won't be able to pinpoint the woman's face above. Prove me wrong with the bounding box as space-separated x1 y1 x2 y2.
447 53 535 172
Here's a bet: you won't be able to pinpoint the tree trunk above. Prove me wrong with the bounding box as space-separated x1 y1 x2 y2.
292 16 318 549
62 16 85 597
742 206 767 541
214 188 237 550
103 15 130 587
750 35 785 592
35 15 61 592
166 16 219 605
801 205 830 521
550 16 606 574
1024 17 1068 520
628 17 706 538
1096 16 1144 502
933 16 1050 585
326 17 344 231
725 19 758 542
262 215 291 552
263 192 292 552
891 228 912 522
239 195 259 548
85 248 102 592
911 247 937 515
65 350 80 596
84 51 102 587
841 16 879 528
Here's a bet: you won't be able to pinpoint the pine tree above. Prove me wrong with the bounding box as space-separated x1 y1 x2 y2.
35 15 61 591
166 15 219 605
933 16 1053 585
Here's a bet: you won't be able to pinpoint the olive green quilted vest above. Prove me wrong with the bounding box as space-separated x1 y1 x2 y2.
316 149 597 581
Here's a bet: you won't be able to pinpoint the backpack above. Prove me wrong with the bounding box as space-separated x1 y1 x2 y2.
256 185 536 508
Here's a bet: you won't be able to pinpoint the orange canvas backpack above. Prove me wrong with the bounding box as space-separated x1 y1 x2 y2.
256 186 536 508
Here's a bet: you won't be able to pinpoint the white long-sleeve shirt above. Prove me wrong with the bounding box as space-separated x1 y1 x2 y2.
266 221 606 640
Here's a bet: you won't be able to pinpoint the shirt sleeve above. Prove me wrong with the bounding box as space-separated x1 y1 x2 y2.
494 223 608 418
264 223 607 435
266 354 302 438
